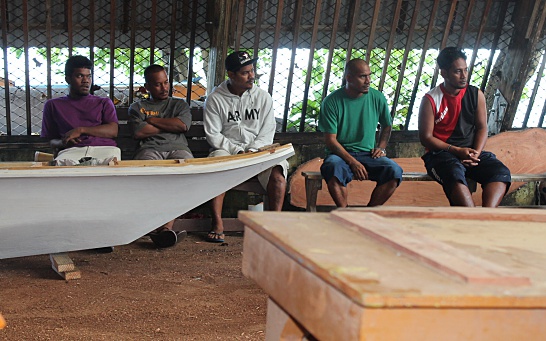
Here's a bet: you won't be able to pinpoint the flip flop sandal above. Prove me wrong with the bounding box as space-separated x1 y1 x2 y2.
205 231 225 243
149 230 178 248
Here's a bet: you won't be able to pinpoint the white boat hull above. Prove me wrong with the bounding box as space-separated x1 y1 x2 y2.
0 144 294 259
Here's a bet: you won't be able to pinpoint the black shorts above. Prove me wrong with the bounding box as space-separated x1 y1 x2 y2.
422 150 511 194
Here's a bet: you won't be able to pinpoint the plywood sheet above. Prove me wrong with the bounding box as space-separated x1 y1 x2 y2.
239 208 546 308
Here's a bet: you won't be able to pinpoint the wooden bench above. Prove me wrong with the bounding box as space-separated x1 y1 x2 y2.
290 129 546 211
116 106 211 159
300 169 546 212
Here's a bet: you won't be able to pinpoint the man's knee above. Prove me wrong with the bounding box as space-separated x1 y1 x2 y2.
269 166 286 186
321 156 352 186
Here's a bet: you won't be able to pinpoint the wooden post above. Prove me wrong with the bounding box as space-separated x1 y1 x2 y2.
206 0 234 92
498 0 546 131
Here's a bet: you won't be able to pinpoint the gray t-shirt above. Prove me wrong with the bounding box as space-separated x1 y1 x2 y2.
129 97 192 153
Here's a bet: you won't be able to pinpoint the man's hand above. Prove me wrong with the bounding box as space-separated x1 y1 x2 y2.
371 147 386 159
349 161 368 180
452 146 480 167
62 128 83 146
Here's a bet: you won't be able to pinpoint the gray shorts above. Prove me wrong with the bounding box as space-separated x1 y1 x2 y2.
134 149 194 160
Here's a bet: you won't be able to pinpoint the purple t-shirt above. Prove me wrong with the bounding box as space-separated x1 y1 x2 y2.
41 95 118 147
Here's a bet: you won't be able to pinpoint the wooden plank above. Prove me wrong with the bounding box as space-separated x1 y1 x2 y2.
330 210 530 286
52 267 81 281
185 0 198 104
405 0 440 129
431 0 458 88
346 206 546 223
365 0 382 63
65 0 73 53
168 0 178 99
252 0 264 56
481 0 510 91
321 0 342 100
234 0 246 50
89 0 95 64
379 0 403 91
467 0 492 82
390 0 421 119
0 0 11 134
267 0 285 94
344 0 361 60
50 253 81 280
457 0 476 47
281 0 304 133
150 0 157 64
22 0 32 134
45 0 52 99
109 0 116 101
299 0 323 132
50 253 76 272
128 0 137 105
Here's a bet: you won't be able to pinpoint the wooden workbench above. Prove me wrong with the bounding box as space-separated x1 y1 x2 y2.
240 207 546 341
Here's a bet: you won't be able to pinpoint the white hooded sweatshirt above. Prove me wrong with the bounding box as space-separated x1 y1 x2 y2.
204 80 276 155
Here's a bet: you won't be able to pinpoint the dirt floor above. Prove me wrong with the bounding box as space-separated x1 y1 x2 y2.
0 232 268 340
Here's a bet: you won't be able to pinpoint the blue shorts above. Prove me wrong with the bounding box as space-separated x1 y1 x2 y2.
320 152 403 187
422 150 511 194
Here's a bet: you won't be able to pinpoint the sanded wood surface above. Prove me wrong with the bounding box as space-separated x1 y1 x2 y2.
50 253 76 272
240 208 546 308
330 210 530 286
241 207 546 340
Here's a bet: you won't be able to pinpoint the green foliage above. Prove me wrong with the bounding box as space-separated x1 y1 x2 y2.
94 48 163 75
8 47 163 80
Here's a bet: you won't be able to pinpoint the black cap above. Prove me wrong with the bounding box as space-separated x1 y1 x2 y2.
225 51 258 72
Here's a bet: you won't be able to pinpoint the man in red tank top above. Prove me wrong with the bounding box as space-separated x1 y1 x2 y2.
418 47 511 207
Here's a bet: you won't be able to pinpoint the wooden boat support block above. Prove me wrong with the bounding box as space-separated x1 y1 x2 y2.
50 253 81 280
50 253 76 272
330 210 531 286
53 268 82 281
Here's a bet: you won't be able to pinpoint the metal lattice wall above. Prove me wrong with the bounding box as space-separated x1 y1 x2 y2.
1 0 545 136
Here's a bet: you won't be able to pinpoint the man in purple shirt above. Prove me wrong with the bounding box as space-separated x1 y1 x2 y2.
41 55 120 165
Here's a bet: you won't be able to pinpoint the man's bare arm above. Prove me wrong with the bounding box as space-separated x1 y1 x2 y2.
472 89 488 154
418 97 479 164
371 125 391 158
63 122 118 146
134 117 187 140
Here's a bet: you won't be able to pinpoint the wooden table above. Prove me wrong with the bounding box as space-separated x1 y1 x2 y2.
239 207 546 341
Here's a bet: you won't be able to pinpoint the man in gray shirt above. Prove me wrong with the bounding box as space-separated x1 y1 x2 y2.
129 64 193 248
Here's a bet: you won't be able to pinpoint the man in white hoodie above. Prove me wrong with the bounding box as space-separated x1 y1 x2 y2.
204 51 288 243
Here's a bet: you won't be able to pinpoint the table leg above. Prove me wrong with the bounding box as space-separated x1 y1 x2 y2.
266 298 314 341
305 177 322 212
